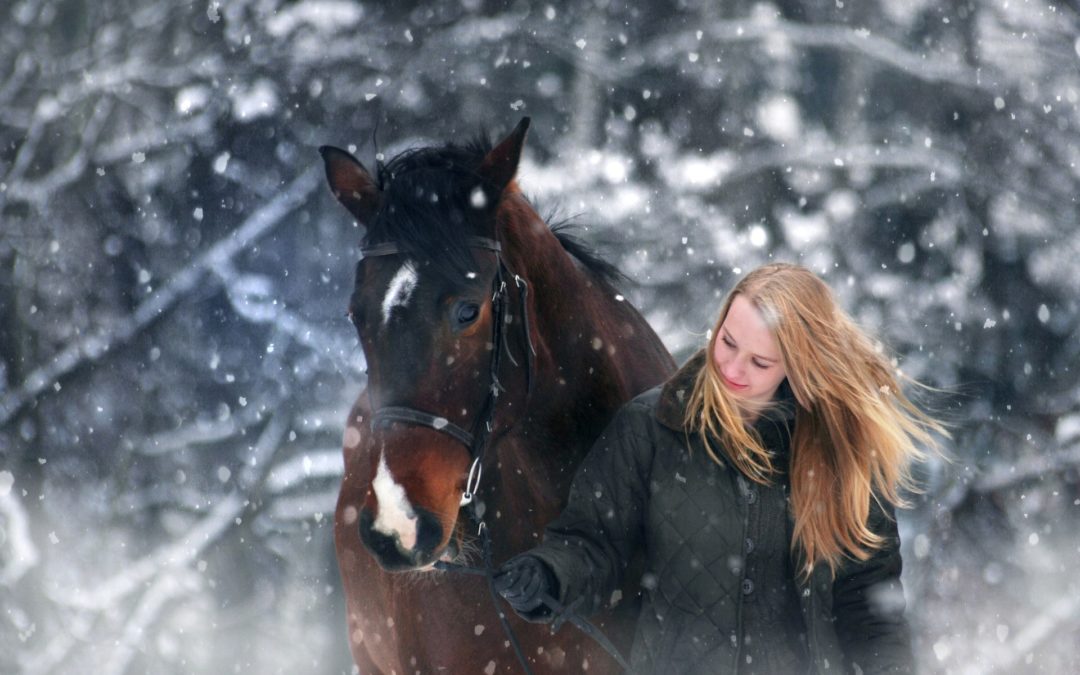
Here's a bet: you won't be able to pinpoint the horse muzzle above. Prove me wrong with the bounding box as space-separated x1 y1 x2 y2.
358 506 445 571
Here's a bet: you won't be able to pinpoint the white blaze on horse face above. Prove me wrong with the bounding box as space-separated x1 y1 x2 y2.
381 262 419 325
371 451 418 550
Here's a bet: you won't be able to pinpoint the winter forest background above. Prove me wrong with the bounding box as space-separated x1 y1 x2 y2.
1 0 1078 673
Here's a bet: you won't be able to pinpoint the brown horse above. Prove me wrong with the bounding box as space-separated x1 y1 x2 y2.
321 118 674 674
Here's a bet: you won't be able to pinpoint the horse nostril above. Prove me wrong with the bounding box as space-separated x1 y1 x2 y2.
414 509 443 555
358 506 446 570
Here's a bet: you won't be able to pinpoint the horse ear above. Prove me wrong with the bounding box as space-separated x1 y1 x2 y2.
319 145 381 225
477 117 530 196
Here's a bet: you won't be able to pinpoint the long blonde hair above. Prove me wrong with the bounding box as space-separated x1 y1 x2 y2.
684 263 945 579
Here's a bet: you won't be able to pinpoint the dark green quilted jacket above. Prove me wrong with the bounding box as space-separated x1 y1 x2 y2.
527 351 914 674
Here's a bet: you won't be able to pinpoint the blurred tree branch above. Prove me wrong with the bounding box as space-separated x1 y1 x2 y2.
0 167 320 428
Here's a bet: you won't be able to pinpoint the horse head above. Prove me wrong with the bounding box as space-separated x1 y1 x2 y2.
321 119 534 571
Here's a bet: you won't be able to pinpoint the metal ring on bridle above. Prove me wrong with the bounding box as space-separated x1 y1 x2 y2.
460 457 483 506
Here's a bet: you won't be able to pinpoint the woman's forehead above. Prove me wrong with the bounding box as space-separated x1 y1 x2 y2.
723 296 782 358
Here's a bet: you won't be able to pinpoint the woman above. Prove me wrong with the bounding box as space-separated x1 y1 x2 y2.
494 262 944 674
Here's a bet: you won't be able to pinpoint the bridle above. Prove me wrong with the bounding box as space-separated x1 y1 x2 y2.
360 235 534 509
359 235 629 675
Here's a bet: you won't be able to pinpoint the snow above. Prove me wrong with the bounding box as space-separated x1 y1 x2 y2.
756 96 802 142
175 86 210 115
230 79 280 121
663 152 736 191
265 1 363 38
2 1 1077 672
779 209 828 248
1055 415 1080 443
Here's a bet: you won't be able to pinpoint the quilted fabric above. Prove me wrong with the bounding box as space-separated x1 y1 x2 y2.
525 352 914 675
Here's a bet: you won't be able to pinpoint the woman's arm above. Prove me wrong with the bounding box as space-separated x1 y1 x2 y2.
511 398 656 620
832 499 915 674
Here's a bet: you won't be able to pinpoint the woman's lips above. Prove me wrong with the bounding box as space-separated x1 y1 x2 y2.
722 375 748 390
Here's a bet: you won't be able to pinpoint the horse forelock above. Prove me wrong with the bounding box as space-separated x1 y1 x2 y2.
358 134 623 294
363 139 495 281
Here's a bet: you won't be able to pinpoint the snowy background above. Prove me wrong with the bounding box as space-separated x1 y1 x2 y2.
1 1 1078 673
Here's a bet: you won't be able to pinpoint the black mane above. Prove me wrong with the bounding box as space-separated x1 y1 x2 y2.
362 136 492 279
551 224 628 289
363 133 623 288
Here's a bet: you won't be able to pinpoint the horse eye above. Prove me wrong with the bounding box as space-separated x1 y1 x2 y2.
455 302 480 325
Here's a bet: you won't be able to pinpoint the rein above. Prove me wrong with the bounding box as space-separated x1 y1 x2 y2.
435 525 632 674
361 235 628 674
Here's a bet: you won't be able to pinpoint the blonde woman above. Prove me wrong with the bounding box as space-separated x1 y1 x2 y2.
495 262 943 674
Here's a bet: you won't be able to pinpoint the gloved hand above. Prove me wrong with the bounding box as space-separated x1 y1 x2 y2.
492 555 557 621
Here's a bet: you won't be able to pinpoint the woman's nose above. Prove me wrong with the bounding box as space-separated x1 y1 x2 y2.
722 359 744 381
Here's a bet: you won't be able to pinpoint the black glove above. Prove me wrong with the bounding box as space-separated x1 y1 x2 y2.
493 555 557 621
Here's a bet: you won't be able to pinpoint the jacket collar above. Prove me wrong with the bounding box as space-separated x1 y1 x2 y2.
655 348 796 432
655 349 707 431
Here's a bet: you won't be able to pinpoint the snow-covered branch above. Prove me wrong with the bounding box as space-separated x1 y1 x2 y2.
530 17 992 92
90 109 218 166
237 414 290 493
0 486 38 585
52 492 244 611
974 441 1080 495
137 405 270 457
264 449 343 495
0 166 321 427
101 569 200 675
694 19 989 91
215 260 363 378
258 489 339 527
717 143 965 190
2 96 114 204
987 594 1080 674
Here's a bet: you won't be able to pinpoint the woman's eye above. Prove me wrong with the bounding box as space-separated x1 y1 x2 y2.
752 359 769 369
722 336 736 348
455 302 480 325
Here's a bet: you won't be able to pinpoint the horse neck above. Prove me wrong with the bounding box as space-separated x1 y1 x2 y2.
480 196 665 546
497 192 668 454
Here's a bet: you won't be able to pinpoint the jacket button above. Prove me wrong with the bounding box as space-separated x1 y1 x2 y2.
745 538 754 554
742 579 754 595
746 490 758 505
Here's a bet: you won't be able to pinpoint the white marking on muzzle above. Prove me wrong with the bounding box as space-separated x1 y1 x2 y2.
381 262 418 325
371 451 418 551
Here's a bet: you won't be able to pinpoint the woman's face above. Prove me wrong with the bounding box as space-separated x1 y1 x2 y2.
712 294 788 406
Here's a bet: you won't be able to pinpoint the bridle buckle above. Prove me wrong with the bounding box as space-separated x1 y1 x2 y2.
460 456 483 506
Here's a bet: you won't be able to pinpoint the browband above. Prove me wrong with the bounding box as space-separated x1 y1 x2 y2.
361 237 502 258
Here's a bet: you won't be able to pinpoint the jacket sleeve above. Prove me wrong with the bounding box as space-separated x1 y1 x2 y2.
524 399 655 618
832 499 915 675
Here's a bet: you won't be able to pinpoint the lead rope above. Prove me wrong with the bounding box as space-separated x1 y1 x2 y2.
480 523 536 675
435 521 631 674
